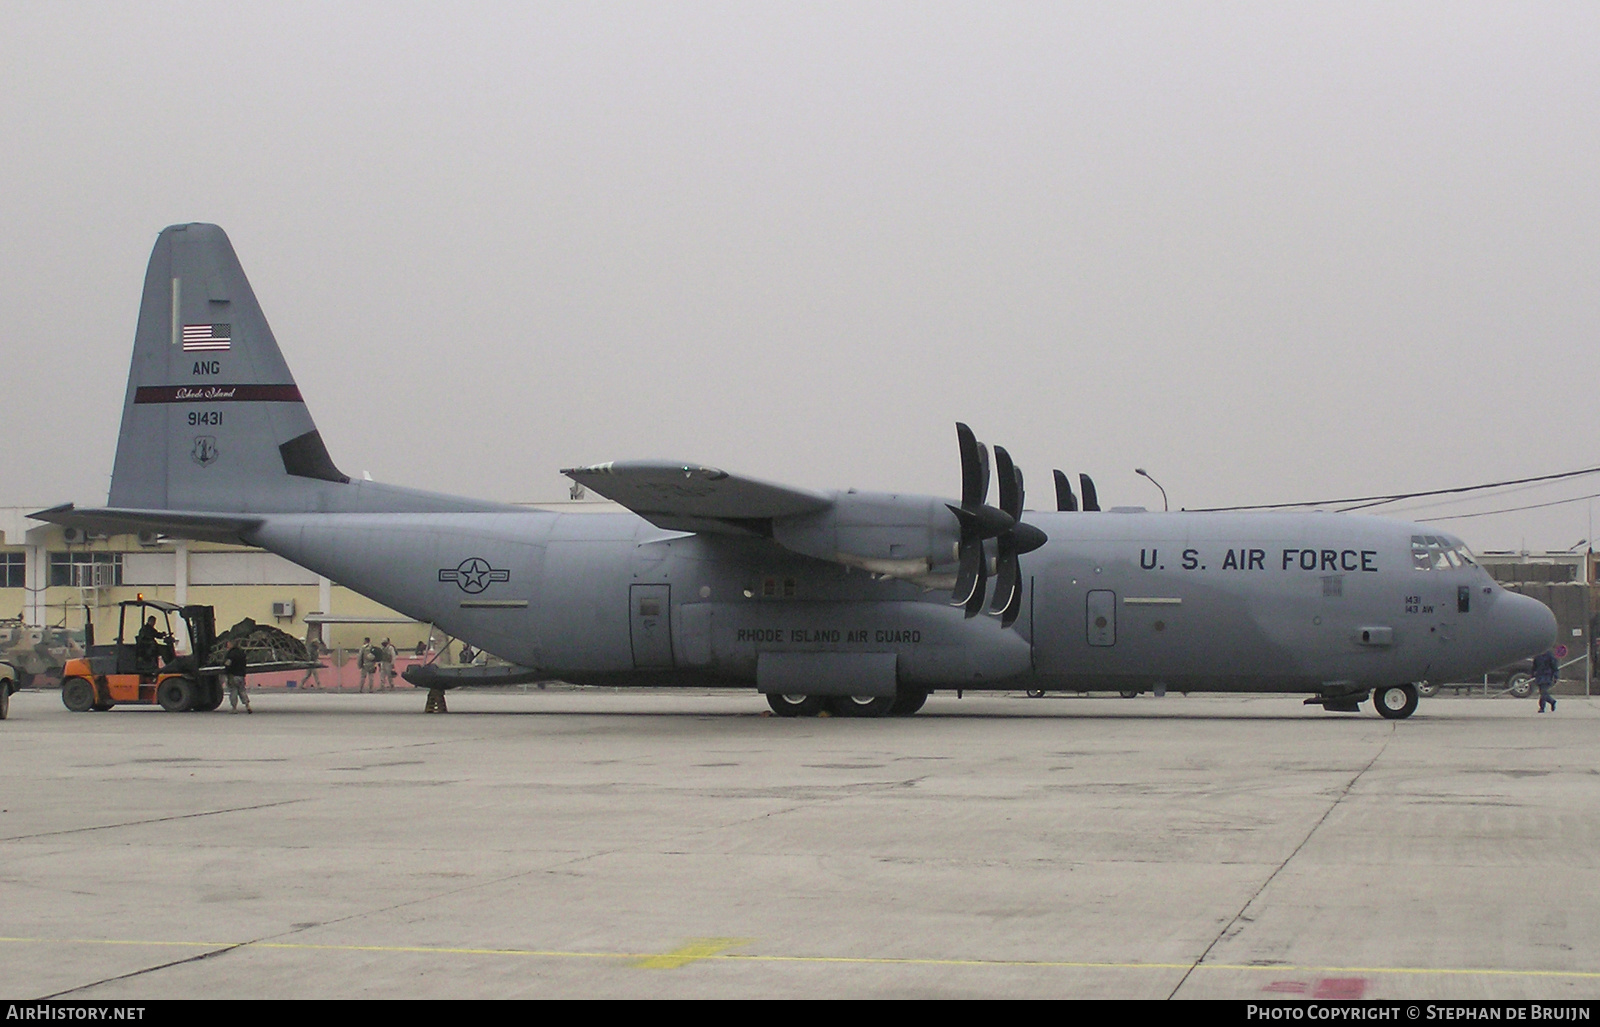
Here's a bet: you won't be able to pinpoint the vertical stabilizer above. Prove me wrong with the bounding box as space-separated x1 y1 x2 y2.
109 224 348 512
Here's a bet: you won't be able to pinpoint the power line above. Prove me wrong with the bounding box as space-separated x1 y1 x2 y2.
1417 490 1600 523
1192 464 1600 513
1375 476 1568 516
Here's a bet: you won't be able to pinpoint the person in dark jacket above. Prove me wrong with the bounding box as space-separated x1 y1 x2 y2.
1532 647 1559 713
135 616 168 676
224 641 252 714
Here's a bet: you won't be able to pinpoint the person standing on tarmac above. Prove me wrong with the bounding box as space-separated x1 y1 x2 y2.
299 635 325 690
380 638 397 690
224 641 252 714
1533 646 1560 713
358 637 378 692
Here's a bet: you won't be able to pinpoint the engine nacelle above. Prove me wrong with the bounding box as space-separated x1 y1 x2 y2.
771 491 961 580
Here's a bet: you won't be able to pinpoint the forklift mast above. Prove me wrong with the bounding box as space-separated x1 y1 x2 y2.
183 606 217 666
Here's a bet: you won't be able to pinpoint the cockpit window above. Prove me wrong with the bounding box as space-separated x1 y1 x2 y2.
1413 534 1478 571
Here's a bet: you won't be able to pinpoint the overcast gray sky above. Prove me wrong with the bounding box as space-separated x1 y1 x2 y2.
3 2 1597 551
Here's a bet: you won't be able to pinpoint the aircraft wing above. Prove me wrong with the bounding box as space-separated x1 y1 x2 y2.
29 503 263 543
562 462 832 536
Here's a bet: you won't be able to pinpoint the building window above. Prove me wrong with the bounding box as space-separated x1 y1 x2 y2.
48 552 122 588
1 552 23 589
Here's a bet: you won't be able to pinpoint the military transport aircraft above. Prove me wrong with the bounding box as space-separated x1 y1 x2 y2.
36 224 1556 719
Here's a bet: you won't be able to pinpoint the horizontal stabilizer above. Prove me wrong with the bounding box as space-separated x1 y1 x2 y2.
562 461 831 535
30 503 262 543
402 663 547 690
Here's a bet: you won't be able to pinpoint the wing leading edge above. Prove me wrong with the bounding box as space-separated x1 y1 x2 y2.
562 461 832 536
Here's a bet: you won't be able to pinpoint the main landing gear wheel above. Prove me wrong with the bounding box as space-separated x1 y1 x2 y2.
826 694 895 718
766 693 824 717
61 677 95 713
1373 683 1419 720
157 676 197 713
889 689 928 716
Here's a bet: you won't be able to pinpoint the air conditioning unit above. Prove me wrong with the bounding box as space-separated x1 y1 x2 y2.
137 530 161 547
61 527 104 544
73 564 117 588
271 600 295 618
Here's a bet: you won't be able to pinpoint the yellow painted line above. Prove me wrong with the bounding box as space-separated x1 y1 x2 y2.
1 937 1597 979
633 937 754 969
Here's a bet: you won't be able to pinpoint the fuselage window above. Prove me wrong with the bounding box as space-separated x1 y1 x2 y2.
1423 535 1454 571
1412 535 1482 573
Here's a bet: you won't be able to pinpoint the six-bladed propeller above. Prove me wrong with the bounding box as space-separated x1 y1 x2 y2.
947 423 1048 628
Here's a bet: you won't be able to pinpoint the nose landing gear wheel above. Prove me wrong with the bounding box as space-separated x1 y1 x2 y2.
766 693 824 717
1373 683 1419 720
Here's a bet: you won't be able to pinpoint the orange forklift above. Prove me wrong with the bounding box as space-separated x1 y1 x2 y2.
60 598 224 712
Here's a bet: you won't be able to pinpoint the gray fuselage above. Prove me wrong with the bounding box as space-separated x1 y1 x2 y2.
246 507 1553 694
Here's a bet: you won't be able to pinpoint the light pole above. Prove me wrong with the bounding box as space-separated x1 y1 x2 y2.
1135 468 1168 512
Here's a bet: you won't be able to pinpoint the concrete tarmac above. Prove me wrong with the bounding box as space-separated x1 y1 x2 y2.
1 688 1596 1000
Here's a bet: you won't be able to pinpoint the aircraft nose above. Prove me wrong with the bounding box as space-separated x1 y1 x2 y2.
1494 591 1557 663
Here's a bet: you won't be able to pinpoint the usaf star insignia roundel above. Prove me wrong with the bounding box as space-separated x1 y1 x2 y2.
438 557 511 594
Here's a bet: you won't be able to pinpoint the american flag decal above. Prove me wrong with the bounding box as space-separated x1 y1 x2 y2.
182 324 232 351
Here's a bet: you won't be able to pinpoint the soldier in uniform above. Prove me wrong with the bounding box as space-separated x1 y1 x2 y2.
358 637 378 693
380 638 397 690
299 635 325 690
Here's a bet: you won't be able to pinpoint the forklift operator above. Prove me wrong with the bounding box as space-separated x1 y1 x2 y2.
135 616 172 675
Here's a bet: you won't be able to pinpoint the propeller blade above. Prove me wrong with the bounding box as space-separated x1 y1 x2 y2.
999 572 1024 628
952 535 984 610
990 532 1018 615
1080 473 1100 512
956 423 986 508
989 450 1027 616
994 446 1019 519
964 540 988 618
977 442 991 507
1053 469 1078 512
